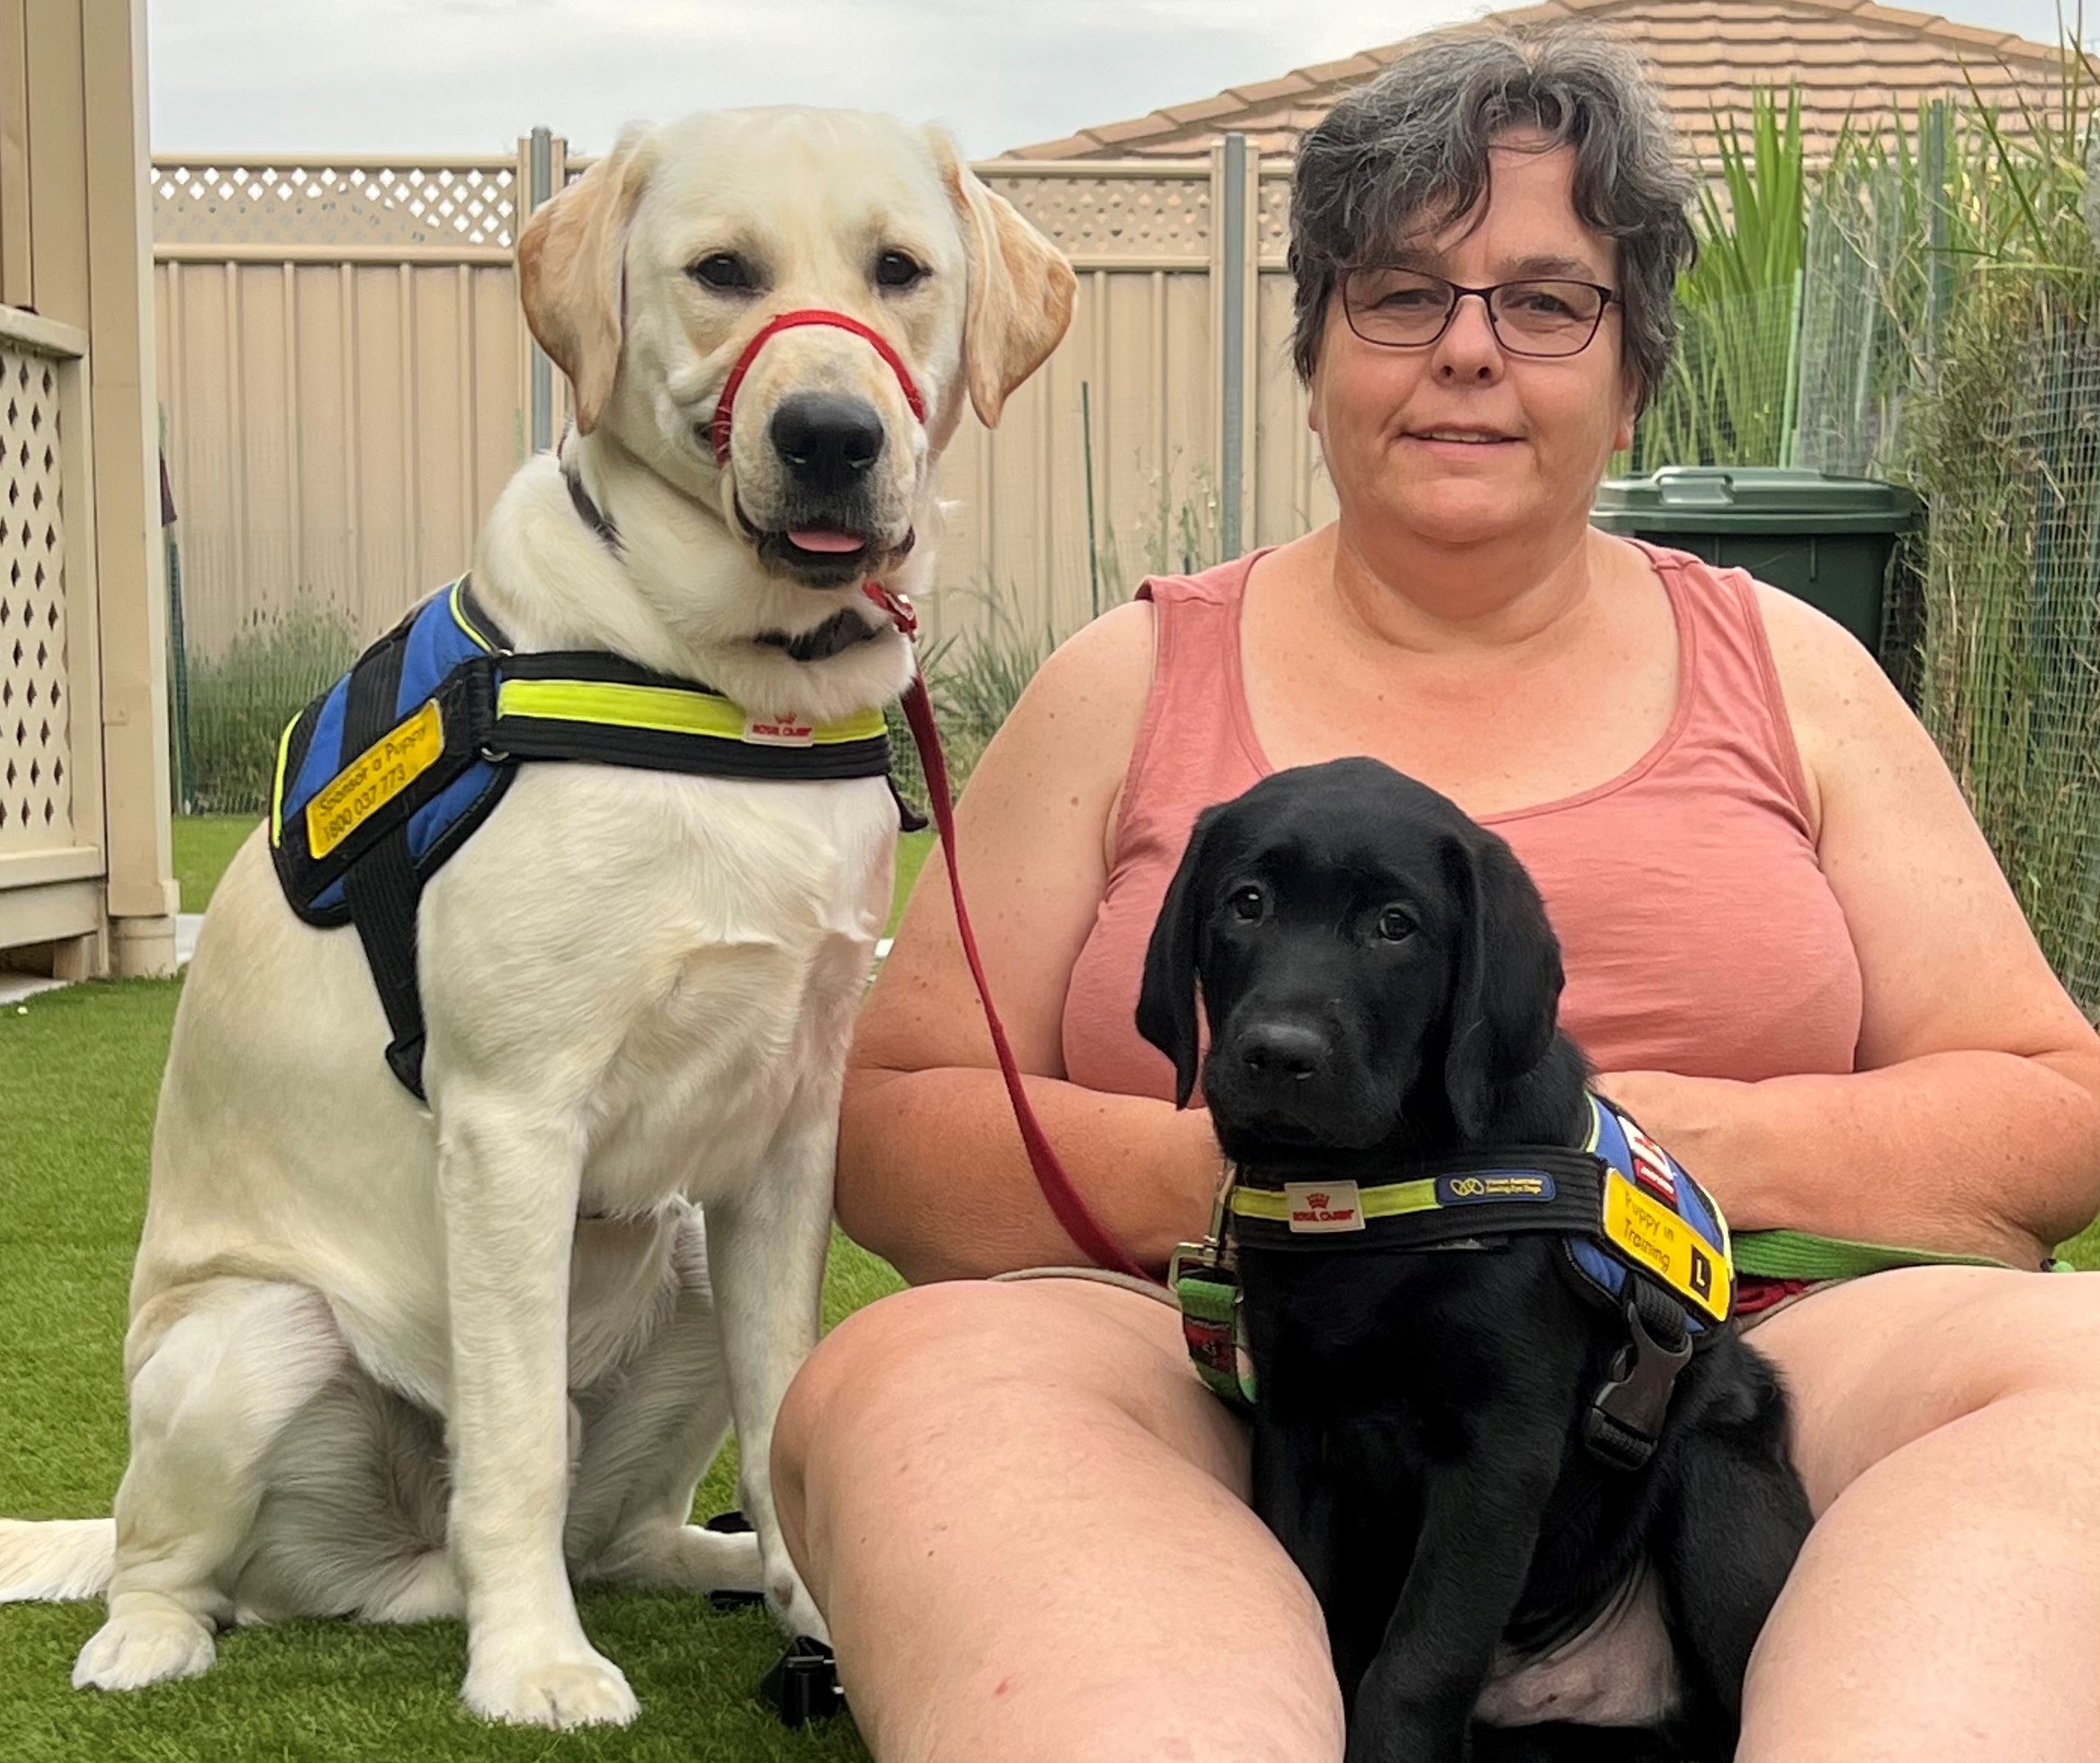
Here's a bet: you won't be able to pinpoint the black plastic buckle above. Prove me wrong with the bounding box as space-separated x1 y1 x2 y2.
760 1635 847 1727
1583 1292 1692 1470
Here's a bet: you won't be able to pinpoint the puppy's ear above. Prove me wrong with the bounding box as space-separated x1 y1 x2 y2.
516 126 655 436
930 130 1077 427
1136 809 1218 1109
1441 828 1565 1138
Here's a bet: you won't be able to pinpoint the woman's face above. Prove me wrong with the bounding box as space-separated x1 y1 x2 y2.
1307 135 1639 555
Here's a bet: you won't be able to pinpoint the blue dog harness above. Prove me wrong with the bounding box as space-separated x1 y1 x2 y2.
1172 1095 1735 1470
270 574 899 1099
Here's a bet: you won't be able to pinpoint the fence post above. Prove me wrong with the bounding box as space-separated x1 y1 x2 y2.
1214 132 1250 561
526 125 555 453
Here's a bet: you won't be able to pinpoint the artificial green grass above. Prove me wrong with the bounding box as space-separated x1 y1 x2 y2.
170 814 260 915
888 830 932 939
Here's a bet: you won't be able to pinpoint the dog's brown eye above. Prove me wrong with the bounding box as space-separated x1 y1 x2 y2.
1230 886 1265 923
875 249 927 290
689 252 757 292
1376 905 1416 942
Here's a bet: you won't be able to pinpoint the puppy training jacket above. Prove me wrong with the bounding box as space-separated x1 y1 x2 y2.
1174 1095 1734 1466
269 575 894 1099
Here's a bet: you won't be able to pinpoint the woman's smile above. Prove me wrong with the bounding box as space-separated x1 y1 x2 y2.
1400 424 1523 457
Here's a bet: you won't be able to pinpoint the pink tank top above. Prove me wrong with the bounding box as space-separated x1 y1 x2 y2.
1062 544 1864 1098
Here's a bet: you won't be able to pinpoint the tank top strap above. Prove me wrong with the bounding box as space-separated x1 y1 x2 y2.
1630 540 1816 831
1118 553 1270 865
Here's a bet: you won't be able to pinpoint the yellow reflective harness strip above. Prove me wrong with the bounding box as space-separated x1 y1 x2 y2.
494 678 888 746
269 714 299 846
446 577 498 653
1231 1177 1440 1224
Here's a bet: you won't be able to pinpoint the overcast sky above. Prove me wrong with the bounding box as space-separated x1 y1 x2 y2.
146 0 2085 161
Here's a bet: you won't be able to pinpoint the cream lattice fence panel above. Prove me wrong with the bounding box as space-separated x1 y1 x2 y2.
156 157 522 259
0 327 76 855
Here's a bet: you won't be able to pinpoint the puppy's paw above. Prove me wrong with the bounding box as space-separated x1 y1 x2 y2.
72 1607 216 1690
463 1647 639 1729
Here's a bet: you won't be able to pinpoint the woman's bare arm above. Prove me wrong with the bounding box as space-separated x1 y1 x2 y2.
1601 587 2100 1265
839 600 1221 1283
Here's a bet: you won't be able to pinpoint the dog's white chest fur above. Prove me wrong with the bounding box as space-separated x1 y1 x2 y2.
424 761 898 1217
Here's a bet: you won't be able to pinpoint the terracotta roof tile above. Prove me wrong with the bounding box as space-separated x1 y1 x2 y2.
1293 52 1393 84
1087 115 1183 147
1001 0 2069 160
1219 74 1321 104
1157 94 1252 126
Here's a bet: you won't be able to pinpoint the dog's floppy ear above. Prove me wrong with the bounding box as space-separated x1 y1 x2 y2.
1441 827 1565 1138
931 131 1078 427
1136 809 1221 1109
516 126 655 436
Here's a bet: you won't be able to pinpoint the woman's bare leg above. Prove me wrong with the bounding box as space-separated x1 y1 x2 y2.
773 1277 1344 1763
1740 1267 2100 1762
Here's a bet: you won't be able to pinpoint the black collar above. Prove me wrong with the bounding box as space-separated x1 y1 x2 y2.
757 608 885 662
567 465 622 551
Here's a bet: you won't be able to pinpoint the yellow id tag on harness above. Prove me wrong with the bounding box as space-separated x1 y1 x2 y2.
307 698 445 859
1602 1169 1732 1324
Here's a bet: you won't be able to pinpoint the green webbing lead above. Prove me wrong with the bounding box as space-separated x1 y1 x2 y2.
1174 1264 1258 1408
1733 1227 2060 1281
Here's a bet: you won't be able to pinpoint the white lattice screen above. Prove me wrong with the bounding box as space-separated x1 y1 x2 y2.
0 343 71 854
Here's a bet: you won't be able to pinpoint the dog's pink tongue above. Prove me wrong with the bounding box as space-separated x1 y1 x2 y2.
787 528 864 553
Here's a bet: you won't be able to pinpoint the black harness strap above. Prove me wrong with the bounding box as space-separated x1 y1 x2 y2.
1227 1148 1610 1254
337 637 435 1100
1583 1274 1694 1471
490 652 895 781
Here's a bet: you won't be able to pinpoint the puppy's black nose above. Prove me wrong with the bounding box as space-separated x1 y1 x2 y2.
1235 1022 1330 1084
769 392 885 493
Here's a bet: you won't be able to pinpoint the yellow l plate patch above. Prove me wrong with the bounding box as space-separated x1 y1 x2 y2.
1602 1168 1732 1324
307 697 445 859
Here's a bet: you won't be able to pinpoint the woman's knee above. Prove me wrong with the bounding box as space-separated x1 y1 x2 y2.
774 1278 1240 1525
1758 1268 2100 1505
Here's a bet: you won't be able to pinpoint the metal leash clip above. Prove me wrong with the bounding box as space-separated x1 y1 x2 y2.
1171 1160 1258 1408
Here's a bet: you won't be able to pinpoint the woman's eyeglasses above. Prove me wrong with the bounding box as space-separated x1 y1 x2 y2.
1340 268 1620 357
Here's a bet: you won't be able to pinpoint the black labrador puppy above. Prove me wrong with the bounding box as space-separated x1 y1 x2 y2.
1137 757 1810 1763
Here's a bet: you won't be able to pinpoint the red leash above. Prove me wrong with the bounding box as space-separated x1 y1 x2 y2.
713 307 1151 1282
867 586 1153 1283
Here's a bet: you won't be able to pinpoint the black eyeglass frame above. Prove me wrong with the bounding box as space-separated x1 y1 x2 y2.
1338 268 1623 358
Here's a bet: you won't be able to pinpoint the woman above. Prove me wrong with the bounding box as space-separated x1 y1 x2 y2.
774 28 2100 1761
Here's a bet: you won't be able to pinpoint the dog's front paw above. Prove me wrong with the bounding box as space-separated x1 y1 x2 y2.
73 1606 216 1690
463 1646 639 1729
767 1560 830 1646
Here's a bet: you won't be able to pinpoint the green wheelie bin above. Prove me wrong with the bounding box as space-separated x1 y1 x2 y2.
1593 466 1922 679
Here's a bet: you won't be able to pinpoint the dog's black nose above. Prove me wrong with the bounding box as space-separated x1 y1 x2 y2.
769 393 885 493
1235 1022 1330 1084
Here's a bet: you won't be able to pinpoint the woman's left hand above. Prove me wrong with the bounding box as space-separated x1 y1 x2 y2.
1591 1068 1698 1138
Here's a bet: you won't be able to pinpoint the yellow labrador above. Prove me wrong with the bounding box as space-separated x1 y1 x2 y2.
0 108 1072 1729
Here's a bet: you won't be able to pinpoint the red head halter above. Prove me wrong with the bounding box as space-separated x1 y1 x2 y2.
709 309 928 468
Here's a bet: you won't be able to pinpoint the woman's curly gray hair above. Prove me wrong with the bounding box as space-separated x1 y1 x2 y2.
1288 26 1697 411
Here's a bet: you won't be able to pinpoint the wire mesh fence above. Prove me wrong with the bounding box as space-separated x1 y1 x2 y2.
1629 284 1803 473
1907 316 2100 1015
